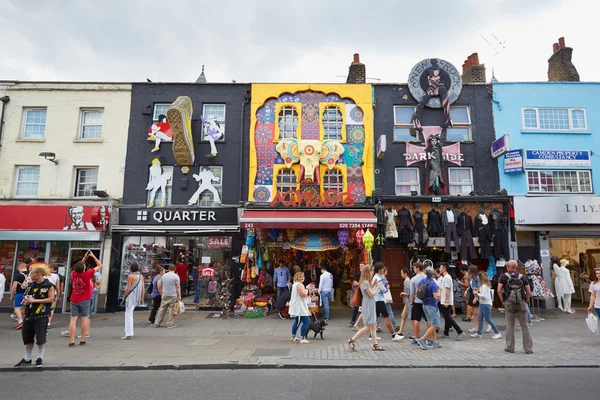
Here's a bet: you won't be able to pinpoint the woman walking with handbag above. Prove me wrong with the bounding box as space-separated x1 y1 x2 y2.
348 264 384 351
289 272 311 344
122 262 144 340
471 271 502 339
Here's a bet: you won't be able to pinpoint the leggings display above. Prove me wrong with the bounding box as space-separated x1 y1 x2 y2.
445 222 459 254
493 230 509 259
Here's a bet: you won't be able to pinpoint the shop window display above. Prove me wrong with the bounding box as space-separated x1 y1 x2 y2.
0 241 17 293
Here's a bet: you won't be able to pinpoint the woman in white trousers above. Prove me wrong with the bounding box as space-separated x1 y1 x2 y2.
123 262 144 339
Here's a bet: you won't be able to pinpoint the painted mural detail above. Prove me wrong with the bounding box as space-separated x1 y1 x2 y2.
403 127 463 195
275 138 344 183
188 167 221 205
168 96 195 166
146 158 173 207
147 114 173 152
200 115 224 158
408 58 462 133
249 87 374 204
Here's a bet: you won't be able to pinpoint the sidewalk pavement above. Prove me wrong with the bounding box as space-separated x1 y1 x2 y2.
1 307 599 371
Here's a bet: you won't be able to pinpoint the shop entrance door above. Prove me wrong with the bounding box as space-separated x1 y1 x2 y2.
384 247 408 309
62 247 102 313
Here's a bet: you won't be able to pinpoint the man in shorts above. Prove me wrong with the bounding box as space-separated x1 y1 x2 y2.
14 266 55 368
416 267 442 350
409 262 431 343
67 252 102 346
372 262 403 342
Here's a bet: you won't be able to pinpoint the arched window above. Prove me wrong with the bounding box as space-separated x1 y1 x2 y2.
278 106 299 139
276 168 297 192
322 106 343 141
322 169 344 192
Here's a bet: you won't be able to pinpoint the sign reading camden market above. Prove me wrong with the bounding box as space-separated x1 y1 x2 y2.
118 207 240 226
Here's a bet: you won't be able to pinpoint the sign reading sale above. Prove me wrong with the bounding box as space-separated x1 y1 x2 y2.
207 237 232 249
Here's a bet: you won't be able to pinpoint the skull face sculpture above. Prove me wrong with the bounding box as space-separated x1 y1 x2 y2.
276 138 345 183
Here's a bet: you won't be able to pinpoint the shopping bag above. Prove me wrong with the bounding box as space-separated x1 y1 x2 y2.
178 301 186 314
383 289 393 304
585 313 598 334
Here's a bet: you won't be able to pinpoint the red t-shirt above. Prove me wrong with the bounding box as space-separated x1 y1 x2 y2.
176 264 188 284
70 269 96 303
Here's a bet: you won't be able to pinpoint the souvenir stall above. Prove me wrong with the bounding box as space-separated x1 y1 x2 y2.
234 225 374 318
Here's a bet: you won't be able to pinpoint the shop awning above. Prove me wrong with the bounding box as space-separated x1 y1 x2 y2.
239 210 377 229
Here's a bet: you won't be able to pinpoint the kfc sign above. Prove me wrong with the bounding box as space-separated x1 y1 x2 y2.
207 237 232 249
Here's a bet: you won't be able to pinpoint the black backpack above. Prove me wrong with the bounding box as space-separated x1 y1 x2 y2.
416 280 429 301
504 273 525 310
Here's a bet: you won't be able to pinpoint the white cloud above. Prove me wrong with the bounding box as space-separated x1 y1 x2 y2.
0 0 590 83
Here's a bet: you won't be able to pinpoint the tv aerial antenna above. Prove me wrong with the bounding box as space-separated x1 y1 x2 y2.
480 34 506 57
336 75 382 81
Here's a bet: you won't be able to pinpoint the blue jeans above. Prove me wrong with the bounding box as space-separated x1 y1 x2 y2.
525 303 532 322
292 316 310 339
91 289 99 314
321 291 331 319
194 281 200 303
277 286 288 299
377 303 398 327
477 304 499 335
595 308 600 318
351 306 359 324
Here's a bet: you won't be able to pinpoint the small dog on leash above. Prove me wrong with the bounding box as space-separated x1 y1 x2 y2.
308 315 328 339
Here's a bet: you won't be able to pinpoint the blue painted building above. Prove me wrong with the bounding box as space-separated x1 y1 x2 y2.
492 81 599 308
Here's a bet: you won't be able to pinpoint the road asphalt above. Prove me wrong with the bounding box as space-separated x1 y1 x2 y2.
2 369 598 400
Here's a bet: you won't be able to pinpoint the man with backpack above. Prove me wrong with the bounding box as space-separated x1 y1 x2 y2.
498 259 533 354
409 262 429 343
415 267 442 350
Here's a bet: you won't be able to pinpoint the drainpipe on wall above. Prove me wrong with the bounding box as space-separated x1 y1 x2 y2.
239 92 250 202
0 96 10 146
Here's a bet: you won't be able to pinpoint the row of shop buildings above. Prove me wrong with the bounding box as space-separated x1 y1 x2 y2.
0 37 597 312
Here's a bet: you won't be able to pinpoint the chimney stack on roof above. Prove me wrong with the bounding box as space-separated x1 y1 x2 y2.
346 53 366 84
461 52 486 83
548 37 580 82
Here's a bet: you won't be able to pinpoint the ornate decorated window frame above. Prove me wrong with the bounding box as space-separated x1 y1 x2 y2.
319 102 346 142
274 102 302 142
319 164 347 198
272 164 300 195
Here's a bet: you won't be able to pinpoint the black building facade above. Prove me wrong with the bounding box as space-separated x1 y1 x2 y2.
371 58 512 308
106 83 251 312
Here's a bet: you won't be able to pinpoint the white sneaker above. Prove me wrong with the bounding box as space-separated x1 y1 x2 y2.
10 314 17 321
485 325 492 333
468 328 477 333
492 333 502 339
471 333 482 338
392 334 404 342
369 336 382 340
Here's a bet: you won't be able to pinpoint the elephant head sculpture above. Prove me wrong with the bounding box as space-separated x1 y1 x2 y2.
275 138 345 182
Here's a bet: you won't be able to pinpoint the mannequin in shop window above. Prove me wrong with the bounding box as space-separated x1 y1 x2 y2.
553 257 575 314
385 207 398 238
489 208 509 260
374 199 386 243
427 208 443 238
413 208 429 248
397 207 414 245
475 209 492 259
456 210 476 260
444 207 459 254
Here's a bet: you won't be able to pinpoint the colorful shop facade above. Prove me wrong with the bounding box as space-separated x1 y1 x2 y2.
372 57 512 310
105 83 250 312
493 81 600 308
238 84 377 308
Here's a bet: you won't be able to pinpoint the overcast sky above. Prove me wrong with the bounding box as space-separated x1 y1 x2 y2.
0 0 591 84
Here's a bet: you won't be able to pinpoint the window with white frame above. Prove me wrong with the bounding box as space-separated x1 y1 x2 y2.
21 108 47 139
197 166 223 207
522 108 587 131
393 106 416 141
278 106 299 139
78 109 104 139
322 106 343 140
322 169 344 192
74 167 99 197
395 168 420 195
153 104 170 121
446 105 471 141
276 168 297 192
448 167 473 195
14 166 40 197
202 104 226 141
146 165 173 206
527 169 592 194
